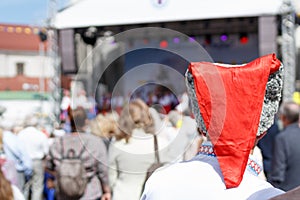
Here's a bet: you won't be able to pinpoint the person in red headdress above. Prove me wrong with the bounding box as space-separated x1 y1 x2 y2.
140 54 285 200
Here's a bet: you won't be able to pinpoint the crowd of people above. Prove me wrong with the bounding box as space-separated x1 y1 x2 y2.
0 54 300 200
0 91 201 200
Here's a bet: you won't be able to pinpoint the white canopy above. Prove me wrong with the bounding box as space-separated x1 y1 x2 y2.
55 0 285 29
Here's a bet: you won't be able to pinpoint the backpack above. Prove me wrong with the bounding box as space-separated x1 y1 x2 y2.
56 137 88 199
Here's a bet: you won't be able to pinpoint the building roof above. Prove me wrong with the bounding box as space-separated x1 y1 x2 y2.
55 0 283 29
0 24 47 52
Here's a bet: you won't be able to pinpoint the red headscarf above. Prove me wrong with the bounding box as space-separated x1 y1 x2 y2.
186 54 282 188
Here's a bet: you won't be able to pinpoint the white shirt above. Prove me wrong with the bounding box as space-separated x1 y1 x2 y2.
18 127 49 160
141 142 284 200
60 95 71 110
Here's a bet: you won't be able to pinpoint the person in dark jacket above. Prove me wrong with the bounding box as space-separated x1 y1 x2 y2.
269 101 300 191
257 116 280 180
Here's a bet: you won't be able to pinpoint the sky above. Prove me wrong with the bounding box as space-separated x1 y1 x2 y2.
0 0 69 26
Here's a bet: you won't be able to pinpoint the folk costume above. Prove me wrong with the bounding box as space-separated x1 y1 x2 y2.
141 54 285 200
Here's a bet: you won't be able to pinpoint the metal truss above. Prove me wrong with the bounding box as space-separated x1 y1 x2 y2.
47 0 61 122
281 0 297 101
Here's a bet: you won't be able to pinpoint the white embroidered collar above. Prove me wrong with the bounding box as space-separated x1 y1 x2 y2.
197 141 263 176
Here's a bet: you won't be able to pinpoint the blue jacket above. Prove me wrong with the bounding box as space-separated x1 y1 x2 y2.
3 131 32 177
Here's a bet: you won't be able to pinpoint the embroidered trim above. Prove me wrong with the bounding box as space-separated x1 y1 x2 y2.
197 144 262 176
198 145 216 157
247 157 263 176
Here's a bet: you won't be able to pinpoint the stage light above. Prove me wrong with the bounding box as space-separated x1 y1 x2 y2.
160 40 168 48
204 35 211 45
38 28 48 42
189 36 196 42
173 37 180 44
220 33 228 42
82 26 98 46
239 33 248 44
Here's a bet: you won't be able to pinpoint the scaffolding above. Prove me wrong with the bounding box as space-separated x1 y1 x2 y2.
281 0 297 101
47 0 61 122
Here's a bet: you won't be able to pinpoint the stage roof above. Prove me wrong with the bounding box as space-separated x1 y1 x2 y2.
55 0 284 29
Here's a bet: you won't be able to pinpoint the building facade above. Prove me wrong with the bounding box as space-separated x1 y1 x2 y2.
0 24 54 91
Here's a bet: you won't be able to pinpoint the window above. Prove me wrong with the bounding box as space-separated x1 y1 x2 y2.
16 62 24 75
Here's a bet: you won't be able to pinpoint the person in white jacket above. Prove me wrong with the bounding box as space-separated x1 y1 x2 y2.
109 99 171 200
18 117 49 200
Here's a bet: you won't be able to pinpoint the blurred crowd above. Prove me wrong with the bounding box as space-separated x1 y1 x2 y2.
0 89 300 200
0 88 202 200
